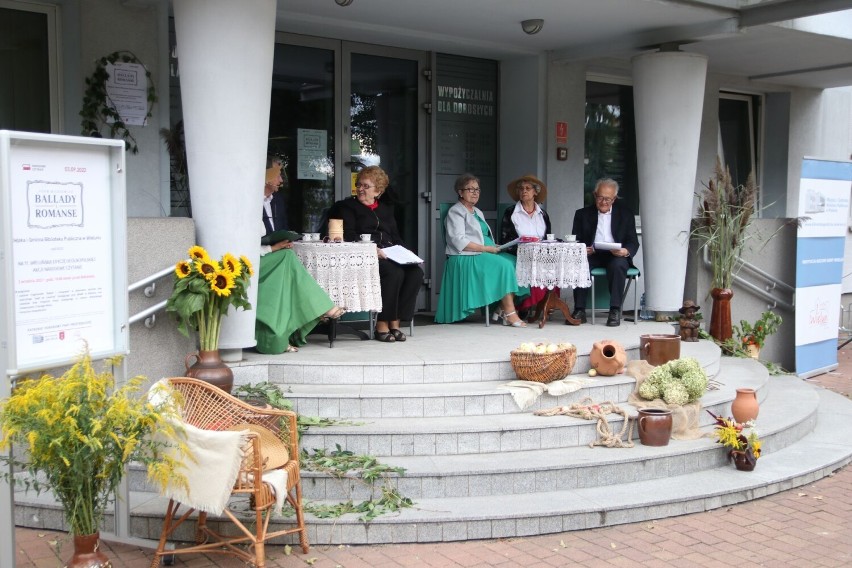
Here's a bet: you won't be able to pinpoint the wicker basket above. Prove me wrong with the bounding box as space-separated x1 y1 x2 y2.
510 345 577 383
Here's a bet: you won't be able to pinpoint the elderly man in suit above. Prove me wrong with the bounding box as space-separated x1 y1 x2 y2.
571 178 639 327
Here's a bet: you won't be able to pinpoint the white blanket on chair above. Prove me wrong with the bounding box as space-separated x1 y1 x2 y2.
148 380 248 516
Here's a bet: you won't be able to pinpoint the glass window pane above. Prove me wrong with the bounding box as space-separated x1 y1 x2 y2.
584 81 639 213
269 44 335 233
0 8 50 132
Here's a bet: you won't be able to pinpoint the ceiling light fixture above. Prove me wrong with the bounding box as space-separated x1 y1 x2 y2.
521 19 544 35
335 0 354 6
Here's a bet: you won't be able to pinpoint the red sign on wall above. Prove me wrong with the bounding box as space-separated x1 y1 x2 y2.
556 121 568 145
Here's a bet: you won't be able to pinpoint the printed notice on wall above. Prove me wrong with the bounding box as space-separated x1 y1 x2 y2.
105 61 149 126
297 128 328 180
5 139 119 371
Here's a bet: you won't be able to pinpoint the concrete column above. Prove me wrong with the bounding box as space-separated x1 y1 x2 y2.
632 50 707 312
173 0 276 349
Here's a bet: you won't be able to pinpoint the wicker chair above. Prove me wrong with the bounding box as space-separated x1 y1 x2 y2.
150 377 309 568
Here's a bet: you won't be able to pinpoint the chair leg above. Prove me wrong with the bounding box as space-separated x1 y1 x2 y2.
591 274 596 325
409 317 414 337
485 305 490 327
633 277 639 324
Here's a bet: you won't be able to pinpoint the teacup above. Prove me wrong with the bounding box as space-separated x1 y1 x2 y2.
305 233 320 242
546 233 555 241
360 234 372 242
565 234 577 242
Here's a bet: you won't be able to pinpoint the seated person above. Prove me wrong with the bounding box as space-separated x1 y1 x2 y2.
255 156 344 353
571 178 639 327
329 166 423 343
500 174 552 314
435 173 527 327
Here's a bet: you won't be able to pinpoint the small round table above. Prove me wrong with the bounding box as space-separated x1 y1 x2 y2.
292 241 383 312
515 241 591 328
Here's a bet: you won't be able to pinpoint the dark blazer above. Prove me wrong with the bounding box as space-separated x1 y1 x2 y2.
571 202 639 261
329 196 406 248
262 192 288 234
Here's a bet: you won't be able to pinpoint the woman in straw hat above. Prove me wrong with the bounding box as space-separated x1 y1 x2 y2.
500 174 552 314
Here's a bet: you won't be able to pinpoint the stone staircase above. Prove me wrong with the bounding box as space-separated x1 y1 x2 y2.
12 320 852 545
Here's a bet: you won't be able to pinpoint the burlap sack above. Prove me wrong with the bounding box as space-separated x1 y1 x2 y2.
625 360 704 440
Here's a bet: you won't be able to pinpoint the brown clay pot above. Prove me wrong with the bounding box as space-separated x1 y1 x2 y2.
730 388 759 423
185 349 234 393
67 532 112 568
730 449 757 471
709 288 733 342
639 334 681 367
637 408 673 446
589 340 627 376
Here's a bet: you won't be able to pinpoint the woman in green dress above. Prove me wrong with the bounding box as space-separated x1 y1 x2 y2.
255 157 344 353
435 173 528 326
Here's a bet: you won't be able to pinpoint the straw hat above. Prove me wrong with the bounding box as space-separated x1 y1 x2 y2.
507 174 547 203
228 423 289 471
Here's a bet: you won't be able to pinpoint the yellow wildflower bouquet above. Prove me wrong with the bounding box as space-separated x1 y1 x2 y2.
708 410 761 469
166 245 253 351
0 352 186 536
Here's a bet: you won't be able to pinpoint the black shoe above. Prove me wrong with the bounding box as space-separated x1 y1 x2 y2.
606 308 621 327
571 308 587 323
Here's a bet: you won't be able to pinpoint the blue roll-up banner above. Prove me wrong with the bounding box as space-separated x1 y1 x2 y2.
795 157 852 377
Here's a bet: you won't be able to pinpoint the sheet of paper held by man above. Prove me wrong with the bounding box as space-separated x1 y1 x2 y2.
593 241 622 251
382 245 425 264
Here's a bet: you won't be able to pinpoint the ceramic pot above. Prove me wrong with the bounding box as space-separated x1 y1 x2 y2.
709 288 733 342
730 449 757 471
637 408 673 446
731 388 759 423
67 532 111 568
639 334 681 367
745 344 760 359
185 350 234 393
589 340 627 376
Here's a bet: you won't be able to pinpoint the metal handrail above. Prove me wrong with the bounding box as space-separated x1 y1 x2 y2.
128 266 173 327
702 248 794 311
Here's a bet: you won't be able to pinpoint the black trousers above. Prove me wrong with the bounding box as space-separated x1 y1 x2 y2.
573 252 630 310
377 259 423 322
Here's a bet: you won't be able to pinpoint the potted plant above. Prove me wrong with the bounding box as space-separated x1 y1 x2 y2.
734 310 782 359
707 410 762 471
0 352 185 567
166 245 253 392
692 158 759 341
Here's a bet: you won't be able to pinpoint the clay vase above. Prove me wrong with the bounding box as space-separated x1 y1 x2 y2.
637 408 673 446
185 350 234 393
745 343 760 359
730 449 757 471
709 288 733 342
67 532 111 568
730 388 759 423
589 340 627 376
639 334 681 367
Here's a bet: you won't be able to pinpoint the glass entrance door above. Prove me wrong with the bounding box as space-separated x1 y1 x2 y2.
271 36 430 309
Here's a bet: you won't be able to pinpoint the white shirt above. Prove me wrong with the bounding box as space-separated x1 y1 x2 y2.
510 202 546 239
595 210 615 243
263 195 275 231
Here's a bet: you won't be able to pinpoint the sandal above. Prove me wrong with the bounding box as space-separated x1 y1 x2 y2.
285 345 299 353
375 331 396 343
321 306 346 321
501 311 528 328
389 328 407 342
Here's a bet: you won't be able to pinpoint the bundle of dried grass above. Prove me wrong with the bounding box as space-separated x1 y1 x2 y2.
693 157 759 290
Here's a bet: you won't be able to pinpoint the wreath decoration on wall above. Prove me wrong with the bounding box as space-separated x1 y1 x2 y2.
80 50 156 154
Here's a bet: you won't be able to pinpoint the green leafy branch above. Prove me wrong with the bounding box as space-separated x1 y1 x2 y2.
80 50 156 154
301 445 413 522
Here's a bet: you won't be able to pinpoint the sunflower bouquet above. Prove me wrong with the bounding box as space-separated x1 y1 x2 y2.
166 245 253 351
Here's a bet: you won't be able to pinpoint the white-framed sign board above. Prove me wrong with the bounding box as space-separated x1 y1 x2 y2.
1 131 128 568
1 131 128 374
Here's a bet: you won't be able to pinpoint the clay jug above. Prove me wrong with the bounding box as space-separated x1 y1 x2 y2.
67 532 111 568
730 449 757 471
730 388 759 423
589 340 627 376
639 334 681 367
637 408 673 446
185 350 234 393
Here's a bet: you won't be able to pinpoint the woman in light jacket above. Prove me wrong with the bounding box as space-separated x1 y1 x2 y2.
435 173 526 326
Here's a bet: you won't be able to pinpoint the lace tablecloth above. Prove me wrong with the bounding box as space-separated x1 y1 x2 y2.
293 242 383 312
515 242 591 290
